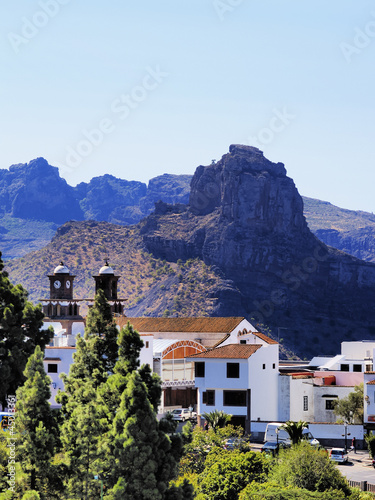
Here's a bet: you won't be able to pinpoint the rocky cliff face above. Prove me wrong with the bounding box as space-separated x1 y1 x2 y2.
0 158 83 224
303 196 375 263
142 145 375 357
314 227 375 263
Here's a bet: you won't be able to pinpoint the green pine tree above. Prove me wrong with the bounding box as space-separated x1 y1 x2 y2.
56 291 121 498
15 346 57 497
0 253 53 407
108 370 178 500
57 334 107 499
84 289 119 379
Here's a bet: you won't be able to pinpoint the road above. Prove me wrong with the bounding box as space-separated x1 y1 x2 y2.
337 458 375 484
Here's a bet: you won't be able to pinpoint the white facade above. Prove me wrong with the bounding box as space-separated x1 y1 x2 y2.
43 346 76 408
139 334 153 368
289 376 354 423
190 342 279 430
44 333 153 408
310 341 375 373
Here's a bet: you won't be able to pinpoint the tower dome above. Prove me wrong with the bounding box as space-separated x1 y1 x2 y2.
99 260 114 275
54 262 70 274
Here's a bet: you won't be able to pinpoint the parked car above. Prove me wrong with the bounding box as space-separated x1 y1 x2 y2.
260 441 290 456
169 408 197 421
329 448 348 463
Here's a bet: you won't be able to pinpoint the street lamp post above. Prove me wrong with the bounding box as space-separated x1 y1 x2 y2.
342 423 351 453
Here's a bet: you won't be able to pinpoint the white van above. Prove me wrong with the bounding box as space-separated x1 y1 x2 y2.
264 422 319 446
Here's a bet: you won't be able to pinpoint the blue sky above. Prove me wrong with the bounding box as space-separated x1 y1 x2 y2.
1 1 375 212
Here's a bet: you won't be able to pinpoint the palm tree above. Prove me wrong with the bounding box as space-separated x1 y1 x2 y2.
202 410 232 432
280 420 308 445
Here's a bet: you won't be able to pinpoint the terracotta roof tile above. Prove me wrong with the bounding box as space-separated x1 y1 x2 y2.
251 332 278 345
119 317 246 334
367 380 375 385
188 343 262 359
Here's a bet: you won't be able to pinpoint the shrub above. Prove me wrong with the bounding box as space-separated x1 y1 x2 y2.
198 449 268 500
268 442 350 495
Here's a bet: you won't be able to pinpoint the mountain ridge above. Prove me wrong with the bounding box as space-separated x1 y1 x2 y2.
2 156 375 263
5 145 375 359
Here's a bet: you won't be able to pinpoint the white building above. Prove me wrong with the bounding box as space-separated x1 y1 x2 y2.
189 337 279 433
285 372 356 423
43 333 153 408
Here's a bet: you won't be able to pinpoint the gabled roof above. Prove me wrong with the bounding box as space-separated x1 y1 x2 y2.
249 332 278 345
188 344 262 359
120 317 247 334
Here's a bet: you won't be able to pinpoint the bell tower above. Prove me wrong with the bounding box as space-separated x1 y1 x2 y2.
48 262 74 300
93 260 119 300
41 262 83 335
92 260 127 315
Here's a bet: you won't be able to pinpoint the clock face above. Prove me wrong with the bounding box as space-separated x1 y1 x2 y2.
66 280 71 289
54 280 61 289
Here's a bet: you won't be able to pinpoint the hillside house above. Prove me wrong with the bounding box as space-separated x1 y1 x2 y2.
189 337 279 433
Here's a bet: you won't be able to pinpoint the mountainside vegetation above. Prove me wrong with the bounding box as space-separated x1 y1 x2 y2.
5 220 227 320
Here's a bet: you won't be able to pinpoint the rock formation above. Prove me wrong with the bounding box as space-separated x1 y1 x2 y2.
142 145 375 356
0 158 83 224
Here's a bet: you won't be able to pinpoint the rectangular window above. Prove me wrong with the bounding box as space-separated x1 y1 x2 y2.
145 341 149 348
223 390 247 407
195 362 205 378
340 364 349 372
227 363 240 378
262 364 266 370
202 390 215 406
353 364 362 372
366 364 373 372
325 400 335 410
240 340 246 344
272 363 276 369
47 363 58 373
303 395 308 411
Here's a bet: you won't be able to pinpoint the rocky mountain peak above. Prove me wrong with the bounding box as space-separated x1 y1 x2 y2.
0 157 83 224
189 144 305 235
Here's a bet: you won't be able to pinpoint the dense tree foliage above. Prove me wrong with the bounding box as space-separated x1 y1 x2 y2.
333 384 364 424
107 371 177 499
268 442 350 494
0 253 52 407
15 346 58 497
179 425 244 475
55 292 184 499
365 432 375 458
198 448 268 500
